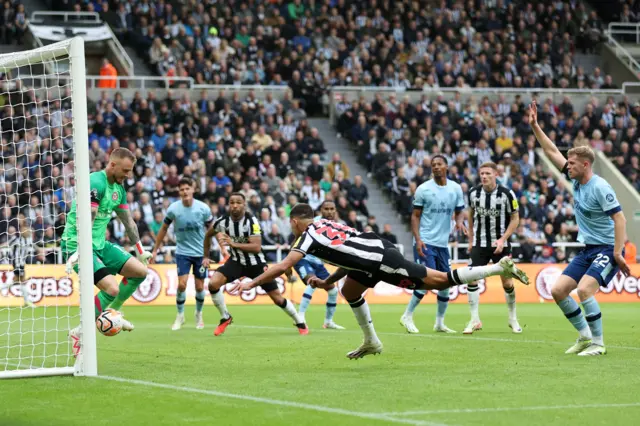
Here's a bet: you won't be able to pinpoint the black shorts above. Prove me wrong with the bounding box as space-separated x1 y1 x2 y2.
346 240 427 290
470 246 512 267
215 260 279 293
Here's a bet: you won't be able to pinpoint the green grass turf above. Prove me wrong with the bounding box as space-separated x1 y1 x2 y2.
1 303 639 426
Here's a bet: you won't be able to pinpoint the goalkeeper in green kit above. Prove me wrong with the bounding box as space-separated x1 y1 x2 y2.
62 148 152 357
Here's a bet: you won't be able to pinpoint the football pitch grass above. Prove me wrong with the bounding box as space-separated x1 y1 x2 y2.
1 303 639 426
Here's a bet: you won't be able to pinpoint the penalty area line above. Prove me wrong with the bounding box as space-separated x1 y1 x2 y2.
380 402 640 416
95 375 448 426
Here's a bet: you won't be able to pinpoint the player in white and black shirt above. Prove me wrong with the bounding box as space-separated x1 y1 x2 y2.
231 204 529 360
203 193 308 336
465 162 521 335
2 225 34 307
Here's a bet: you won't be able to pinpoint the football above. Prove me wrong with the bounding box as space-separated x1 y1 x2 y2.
96 309 124 337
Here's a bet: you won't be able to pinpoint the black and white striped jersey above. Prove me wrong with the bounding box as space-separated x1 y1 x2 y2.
292 219 385 272
468 184 518 248
8 234 32 269
213 213 267 266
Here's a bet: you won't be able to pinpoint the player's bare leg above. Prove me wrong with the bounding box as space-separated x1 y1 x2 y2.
194 277 206 329
209 272 232 336
267 289 308 335
551 275 593 354
172 275 188 331
341 278 383 359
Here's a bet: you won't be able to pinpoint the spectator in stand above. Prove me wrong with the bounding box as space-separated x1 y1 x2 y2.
380 224 398 245
347 175 369 216
326 152 350 181
306 154 324 183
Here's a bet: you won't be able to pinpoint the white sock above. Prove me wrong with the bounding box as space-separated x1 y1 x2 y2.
468 284 480 322
579 326 593 340
279 299 302 324
451 264 504 285
210 290 229 320
592 335 604 346
504 287 517 321
349 298 380 344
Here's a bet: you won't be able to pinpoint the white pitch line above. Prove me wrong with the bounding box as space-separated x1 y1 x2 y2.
228 324 640 351
381 402 640 416
95 375 447 426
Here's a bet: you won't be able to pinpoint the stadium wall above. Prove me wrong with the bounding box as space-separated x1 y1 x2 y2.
2 264 640 307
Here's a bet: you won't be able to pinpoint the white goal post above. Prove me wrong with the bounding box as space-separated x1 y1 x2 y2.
0 37 97 378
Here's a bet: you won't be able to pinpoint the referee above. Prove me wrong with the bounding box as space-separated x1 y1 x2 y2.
465 162 521 334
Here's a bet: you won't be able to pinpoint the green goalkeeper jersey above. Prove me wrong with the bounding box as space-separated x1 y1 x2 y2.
61 170 128 250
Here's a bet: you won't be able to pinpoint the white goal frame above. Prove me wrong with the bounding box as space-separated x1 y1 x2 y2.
0 37 97 379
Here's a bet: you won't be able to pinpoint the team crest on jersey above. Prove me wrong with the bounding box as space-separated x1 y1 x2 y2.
111 192 118 201
606 194 614 203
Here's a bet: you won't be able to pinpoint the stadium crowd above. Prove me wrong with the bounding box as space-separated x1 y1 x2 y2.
59 1 615 99
335 90 640 263
0 83 400 265
0 1 28 45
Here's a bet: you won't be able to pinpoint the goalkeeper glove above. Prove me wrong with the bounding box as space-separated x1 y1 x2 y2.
135 242 153 265
65 251 79 275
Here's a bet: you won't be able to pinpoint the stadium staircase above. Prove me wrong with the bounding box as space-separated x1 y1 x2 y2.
310 118 414 259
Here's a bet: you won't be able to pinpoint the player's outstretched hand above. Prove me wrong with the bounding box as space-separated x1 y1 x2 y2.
492 238 505 255
228 280 255 293
528 101 538 125
455 222 468 236
308 276 329 289
415 239 428 257
202 257 211 268
149 250 157 264
614 253 631 277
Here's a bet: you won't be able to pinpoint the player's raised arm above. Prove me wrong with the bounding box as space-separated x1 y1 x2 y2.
231 250 305 292
528 100 567 171
150 224 170 264
115 207 152 264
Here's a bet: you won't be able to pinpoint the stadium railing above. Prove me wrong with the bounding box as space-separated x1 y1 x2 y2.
604 25 640 79
328 87 626 126
5 242 601 267
448 242 588 264
0 244 406 266
608 22 640 45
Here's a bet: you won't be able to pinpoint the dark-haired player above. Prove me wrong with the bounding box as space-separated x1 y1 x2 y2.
292 200 344 329
203 193 308 336
151 177 213 330
231 203 529 359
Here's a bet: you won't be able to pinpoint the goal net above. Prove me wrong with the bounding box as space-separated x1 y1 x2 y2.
0 38 96 379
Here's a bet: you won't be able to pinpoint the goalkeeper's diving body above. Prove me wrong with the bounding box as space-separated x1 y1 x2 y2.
63 148 153 356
